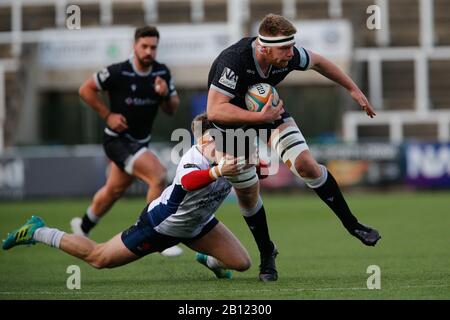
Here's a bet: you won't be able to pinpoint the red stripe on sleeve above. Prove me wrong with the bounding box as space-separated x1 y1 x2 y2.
181 169 215 191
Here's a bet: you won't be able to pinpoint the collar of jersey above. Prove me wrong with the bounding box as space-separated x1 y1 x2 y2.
252 39 272 79
129 56 153 77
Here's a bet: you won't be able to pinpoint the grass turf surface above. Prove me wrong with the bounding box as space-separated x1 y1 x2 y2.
0 191 449 300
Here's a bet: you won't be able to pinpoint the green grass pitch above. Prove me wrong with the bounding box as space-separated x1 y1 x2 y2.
0 191 449 300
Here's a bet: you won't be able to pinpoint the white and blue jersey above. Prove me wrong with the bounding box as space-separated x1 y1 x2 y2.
121 145 232 257
146 146 232 238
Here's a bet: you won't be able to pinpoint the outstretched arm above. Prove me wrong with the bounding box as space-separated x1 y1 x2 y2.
309 51 376 118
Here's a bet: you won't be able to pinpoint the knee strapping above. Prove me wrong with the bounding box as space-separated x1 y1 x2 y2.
271 126 309 178
224 166 259 189
239 196 263 217
303 164 328 188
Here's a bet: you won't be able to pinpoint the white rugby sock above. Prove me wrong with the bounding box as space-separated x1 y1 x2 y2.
33 227 65 248
86 206 100 223
206 256 225 269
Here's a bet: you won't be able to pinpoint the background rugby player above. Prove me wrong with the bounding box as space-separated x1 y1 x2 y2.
72 26 183 257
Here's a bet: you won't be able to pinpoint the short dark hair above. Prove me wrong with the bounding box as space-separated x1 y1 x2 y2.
134 26 160 42
191 112 213 138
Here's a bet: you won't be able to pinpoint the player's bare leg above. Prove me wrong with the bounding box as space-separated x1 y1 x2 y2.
188 222 251 278
270 119 381 246
4 216 140 268
133 150 183 257
71 163 134 236
60 233 140 268
91 163 135 216
132 150 167 203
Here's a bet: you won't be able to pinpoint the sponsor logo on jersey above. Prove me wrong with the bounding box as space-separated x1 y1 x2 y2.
196 188 231 211
246 69 256 74
271 67 288 74
219 67 238 90
152 70 167 77
184 164 202 170
125 97 156 106
121 71 136 77
131 84 137 92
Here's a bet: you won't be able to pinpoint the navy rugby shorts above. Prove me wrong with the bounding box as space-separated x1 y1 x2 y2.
103 133 148 172
121 205 219 257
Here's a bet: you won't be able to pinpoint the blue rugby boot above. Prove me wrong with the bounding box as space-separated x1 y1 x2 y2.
2 216 45 250
196 253 232 279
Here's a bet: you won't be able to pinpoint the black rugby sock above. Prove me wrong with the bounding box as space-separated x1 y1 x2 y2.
81 214 97 234
243 205 274 255
312 171 359 231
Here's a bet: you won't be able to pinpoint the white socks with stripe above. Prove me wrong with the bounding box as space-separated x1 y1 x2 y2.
33 227 65 248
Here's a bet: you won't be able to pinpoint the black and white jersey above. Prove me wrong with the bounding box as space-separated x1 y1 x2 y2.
207 37 311 128
94 57 177 140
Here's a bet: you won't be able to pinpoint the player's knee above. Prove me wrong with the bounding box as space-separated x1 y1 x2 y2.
90 255 113 269
295 156 321 179
237 190 259 209
140 165 167 188
156 167 168 186
148 167 167 189
87 245 113 269
239 195 262 217
235 257 251 272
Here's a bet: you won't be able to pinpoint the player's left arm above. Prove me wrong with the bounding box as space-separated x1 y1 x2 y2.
161 94 180 115
308 51 376 118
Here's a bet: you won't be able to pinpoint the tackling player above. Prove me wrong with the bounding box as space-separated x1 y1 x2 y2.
3 114 251 279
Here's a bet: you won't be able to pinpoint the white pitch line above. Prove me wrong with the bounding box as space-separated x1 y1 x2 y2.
0 283 449 296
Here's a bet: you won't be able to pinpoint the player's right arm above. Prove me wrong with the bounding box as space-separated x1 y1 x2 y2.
207 89 283 125
207 56 283 125
79 69 128 132
181 157 244 191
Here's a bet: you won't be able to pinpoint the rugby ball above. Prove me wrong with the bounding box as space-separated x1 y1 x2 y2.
245 83 279 112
